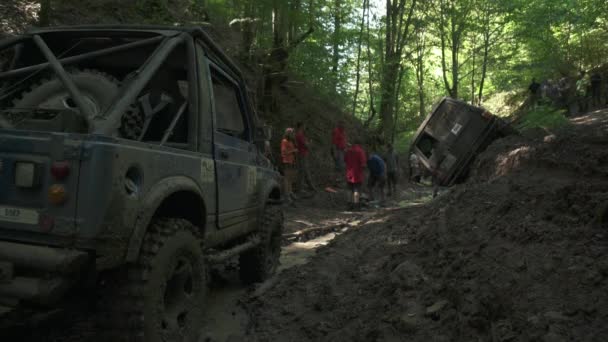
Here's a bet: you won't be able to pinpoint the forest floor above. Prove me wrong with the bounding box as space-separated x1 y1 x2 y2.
2 109 608 341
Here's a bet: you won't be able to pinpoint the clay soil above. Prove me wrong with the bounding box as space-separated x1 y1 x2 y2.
244 109 608 342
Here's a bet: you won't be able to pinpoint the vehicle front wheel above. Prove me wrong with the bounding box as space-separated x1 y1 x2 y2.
238 204 284 284
99 218 206 342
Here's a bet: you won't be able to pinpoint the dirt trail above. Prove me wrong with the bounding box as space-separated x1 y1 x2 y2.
243 109 608 341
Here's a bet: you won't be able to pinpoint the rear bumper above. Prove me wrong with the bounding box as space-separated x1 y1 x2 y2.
0 241 89 307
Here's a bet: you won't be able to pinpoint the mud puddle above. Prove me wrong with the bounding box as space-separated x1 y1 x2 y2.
201 228 349 342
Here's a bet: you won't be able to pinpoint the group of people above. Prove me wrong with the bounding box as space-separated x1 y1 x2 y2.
279 121 400 209
279 122 316 204
528 71 605 115
330 121 400 210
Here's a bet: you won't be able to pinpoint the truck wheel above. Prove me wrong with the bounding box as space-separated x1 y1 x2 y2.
12 69 143 139
239 204 283 284
99 218 206 342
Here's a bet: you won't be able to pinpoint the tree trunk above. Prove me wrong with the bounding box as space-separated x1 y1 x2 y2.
352 0 369 116
378 0 417 141
365 2 377 126
331 0 342 91
478 30 490 105
470 33 476 104
414 26 426 118
39 0 52 26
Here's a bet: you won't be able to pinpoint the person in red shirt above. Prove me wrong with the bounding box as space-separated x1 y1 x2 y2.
295 122 316 193
281 128 298 203
344 140 367 210
331 121 347 184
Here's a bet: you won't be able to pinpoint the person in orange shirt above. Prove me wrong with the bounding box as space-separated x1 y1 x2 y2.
281 128 299 202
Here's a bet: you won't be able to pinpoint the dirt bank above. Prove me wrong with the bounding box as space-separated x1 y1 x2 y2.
245 109 608 341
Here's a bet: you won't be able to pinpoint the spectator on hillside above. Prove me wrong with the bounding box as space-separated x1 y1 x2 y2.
385 143 399 197
331 121 347 185
295 121 316 193
576 72 591 114
529 78 541 108
281 128 299 204
344 140 366 211
367 152 387 205
591 72 602 108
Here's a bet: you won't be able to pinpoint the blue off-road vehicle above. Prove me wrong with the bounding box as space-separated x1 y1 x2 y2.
0 25 283 341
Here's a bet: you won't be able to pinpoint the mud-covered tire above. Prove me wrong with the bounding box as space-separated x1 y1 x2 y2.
11 69 143 139
239 204 284 284
98 218 206 342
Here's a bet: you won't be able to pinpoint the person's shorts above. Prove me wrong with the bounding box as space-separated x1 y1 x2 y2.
347 182 362 192
368 173 386 188
334 149 345 171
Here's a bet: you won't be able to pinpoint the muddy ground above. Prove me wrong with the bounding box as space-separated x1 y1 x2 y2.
244 109 608 342
3 110 608 341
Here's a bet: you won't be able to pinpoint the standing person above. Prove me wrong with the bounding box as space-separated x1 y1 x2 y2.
576 72 590 114
331 121 347 185
529 78 541 108
295 122 316 193
590 72 602 109
344 140 366 210
429 144 446 198
367 152 387 205
281 128 299 203
409 153 421 183
385 143 399 197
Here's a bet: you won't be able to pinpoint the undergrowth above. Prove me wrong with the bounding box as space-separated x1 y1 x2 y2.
516 105 569 131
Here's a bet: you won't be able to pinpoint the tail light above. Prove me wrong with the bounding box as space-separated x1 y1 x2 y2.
51 161 70 180
48 184 67 205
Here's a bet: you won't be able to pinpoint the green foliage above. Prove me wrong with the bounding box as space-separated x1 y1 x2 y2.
19 0 605 141
516 105 570 131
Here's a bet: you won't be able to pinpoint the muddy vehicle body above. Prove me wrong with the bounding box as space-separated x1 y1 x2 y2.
0 25 283 340
410 97 512 186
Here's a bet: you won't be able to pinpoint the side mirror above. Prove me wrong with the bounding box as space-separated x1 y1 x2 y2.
254 125 272 142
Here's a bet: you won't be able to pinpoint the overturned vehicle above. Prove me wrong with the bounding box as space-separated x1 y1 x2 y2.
0 25 283 341
410 97 515 186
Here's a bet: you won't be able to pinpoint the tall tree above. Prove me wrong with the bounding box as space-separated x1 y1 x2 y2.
378 0 417 142
436 0 472 99
352 0 369 115
331 0 342 90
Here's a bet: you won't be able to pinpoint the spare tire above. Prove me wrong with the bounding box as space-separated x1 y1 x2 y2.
12 69 143 139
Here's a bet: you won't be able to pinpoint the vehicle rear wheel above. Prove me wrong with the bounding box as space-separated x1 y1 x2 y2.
238 204 283 284
98 218 206 342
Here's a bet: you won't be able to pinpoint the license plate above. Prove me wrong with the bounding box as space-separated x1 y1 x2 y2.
0 206 39 225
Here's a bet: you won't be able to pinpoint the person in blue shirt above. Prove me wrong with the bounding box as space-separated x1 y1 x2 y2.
367 152 386 204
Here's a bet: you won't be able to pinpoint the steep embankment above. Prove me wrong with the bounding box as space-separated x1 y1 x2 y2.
246 109 608 341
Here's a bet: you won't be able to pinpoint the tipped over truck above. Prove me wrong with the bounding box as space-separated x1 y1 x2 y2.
410 97 515 186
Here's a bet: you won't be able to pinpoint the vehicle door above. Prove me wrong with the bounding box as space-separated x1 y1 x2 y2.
206 62 257 228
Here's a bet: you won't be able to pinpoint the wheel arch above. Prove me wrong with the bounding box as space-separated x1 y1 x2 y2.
125 176 207 262
260 178 282 205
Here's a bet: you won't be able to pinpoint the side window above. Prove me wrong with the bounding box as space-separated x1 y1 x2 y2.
210 69 248 140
